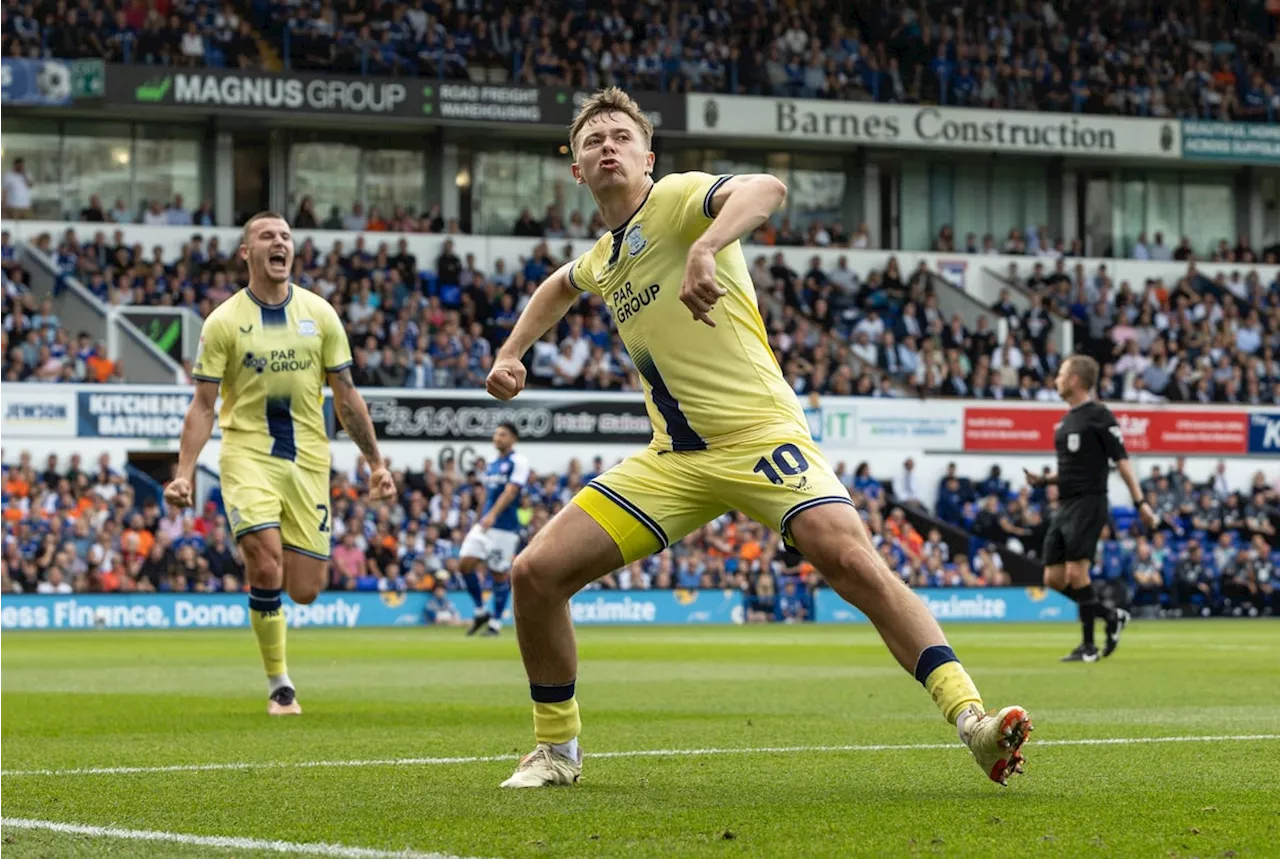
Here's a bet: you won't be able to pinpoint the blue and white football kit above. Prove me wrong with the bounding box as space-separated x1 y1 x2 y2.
460 451 531 572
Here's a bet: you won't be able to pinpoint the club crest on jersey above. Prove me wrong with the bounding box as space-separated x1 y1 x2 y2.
625 223 647 257
297 319 317 336
1067 432 1080 452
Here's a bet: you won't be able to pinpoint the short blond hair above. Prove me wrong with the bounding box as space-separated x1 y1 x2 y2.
569 87 653 156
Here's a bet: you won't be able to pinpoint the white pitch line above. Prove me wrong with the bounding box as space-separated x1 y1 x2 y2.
0 817 476 859
2 733 1277 779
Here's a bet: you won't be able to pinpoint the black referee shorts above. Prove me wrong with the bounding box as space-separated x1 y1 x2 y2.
1042 495 1111 566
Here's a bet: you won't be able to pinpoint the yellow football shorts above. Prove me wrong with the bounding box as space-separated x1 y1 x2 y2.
573 428 854 564
220 452 332 560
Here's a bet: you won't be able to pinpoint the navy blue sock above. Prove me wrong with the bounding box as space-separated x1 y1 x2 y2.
913 644 959 686
248 587 282 614
463 572 484 610
490 576 511 622
530 680 576 703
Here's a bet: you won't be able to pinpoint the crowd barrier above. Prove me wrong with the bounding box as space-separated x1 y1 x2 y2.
0 587 1074 631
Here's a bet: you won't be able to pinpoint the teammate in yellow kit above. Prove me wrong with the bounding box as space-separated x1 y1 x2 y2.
488 88 1032 788
164 212 394 715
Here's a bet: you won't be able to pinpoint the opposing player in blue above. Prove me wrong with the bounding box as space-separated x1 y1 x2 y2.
459 421 530 636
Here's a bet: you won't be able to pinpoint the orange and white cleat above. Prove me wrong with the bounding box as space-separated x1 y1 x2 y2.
267 686 302 716
499 744 582 788
960 704 1032 786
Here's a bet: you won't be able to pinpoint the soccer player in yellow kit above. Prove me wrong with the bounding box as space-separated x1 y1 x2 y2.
488 89 1032 788
165 212 394 715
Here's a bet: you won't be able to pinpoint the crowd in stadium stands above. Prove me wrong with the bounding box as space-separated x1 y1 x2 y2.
8 0 1277 121
0 448 882 624
2 235 121 383
50 185 1280 264
8 223 1280 407
3 449 1274 619
1004 254 1280 405
928 458 1279 616
2 0 260 69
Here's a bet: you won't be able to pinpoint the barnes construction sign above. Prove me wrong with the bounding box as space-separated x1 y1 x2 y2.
687 94 1180 159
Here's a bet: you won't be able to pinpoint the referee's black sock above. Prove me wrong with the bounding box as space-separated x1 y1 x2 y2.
1068 585 1101 648
1057 585 1101 647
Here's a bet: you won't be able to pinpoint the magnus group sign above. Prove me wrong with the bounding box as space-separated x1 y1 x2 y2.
688 94 1181 159
108 65 417 116
103 66 687 131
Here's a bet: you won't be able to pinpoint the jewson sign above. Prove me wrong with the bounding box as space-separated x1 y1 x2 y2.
815 587 1073 623
1 388 76 437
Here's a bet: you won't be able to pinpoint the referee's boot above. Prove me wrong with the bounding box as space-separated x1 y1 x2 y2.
1102 608 1131 658
1060 643 1099 663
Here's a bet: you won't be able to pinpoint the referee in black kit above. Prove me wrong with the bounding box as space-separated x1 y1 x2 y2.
1025 355 1159 663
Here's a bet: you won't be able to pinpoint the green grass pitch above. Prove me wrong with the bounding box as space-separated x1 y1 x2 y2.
2 621 1278 857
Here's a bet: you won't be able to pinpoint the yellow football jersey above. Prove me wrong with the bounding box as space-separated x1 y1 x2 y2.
192 284 351 473
570 171 806 451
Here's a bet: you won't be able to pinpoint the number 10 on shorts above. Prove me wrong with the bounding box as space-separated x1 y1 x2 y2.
752 443 810 485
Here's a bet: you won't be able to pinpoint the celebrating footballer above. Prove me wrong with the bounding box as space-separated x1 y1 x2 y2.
485 88 1033 789
165 212 395 715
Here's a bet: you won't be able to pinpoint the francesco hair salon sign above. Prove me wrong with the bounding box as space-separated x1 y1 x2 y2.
357 393 653 444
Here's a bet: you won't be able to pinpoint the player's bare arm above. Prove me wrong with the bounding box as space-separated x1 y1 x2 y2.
1116 458 1159 529
487 261 579 401
328 366 395 500
681 174 787 327
165 379 219 508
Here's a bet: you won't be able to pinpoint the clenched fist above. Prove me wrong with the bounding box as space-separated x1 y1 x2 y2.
164 476 194 509
368 466 396 501
486 356 527 401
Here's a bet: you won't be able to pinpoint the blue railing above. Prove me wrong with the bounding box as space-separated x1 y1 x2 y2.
126 464 167 514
